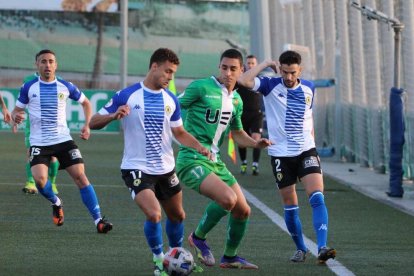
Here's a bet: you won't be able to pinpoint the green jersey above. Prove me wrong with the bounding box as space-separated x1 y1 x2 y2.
177 76 243 159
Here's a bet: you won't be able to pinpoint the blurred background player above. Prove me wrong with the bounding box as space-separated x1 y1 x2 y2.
237 55 263 175
21 72 59 195
11 49 112 233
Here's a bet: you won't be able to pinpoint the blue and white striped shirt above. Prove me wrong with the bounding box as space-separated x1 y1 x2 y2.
16 77 85 146
253 76 316 157
99 82 182 174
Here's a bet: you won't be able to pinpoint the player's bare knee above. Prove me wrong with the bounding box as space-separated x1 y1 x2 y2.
219 194 237 211
34 176 48 187
243 205 251 218
72 173 89 188
232 204 251 219
146 212 162 223
177 210 186 221
169 210 185 222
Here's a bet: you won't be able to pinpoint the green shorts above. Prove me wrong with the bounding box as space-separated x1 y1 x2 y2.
176 157 237 193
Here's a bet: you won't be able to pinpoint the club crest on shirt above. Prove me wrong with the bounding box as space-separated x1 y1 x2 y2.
58 93 65 101
165 105 172 115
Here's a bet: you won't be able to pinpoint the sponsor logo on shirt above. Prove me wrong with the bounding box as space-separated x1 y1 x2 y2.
205 95 220 99
133 104 141 109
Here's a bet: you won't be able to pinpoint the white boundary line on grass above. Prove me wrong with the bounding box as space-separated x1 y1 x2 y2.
242 187 355 276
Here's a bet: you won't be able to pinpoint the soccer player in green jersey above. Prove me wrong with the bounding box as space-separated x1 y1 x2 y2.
176 49 271 269
21 73 59 195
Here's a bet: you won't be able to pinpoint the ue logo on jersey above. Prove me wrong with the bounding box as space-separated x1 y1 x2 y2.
58 93 65 100
306 96 311 105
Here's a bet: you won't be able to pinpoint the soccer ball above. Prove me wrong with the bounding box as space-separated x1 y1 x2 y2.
163 247 194 276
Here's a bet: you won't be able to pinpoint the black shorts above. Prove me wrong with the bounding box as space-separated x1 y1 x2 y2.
121 169 182 200
241 110 263 135
29 140 84 169
270 148 322 189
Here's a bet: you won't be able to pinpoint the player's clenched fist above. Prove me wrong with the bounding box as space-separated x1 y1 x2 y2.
12 110 25 124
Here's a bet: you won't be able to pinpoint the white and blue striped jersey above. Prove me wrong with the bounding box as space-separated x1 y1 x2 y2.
253 76 315 157
99 82 182 175
16 77 86 146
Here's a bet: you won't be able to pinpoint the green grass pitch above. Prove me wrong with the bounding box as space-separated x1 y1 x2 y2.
1 132 414 275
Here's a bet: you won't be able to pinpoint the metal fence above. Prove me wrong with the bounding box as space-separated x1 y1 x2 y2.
250 0 414 179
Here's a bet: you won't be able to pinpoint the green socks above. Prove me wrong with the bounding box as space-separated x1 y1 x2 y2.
26 161 34 184
195 201 229 239
49 160 59 184
224 216 249 257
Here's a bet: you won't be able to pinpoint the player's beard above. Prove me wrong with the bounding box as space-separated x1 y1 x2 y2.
283 79 296 88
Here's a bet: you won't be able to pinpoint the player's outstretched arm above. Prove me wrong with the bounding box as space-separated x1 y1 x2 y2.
90 105 130 130
231 129 272 149
171 126 211 159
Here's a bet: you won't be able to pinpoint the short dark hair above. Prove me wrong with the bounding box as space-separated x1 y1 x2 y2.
35 49 56 61
220 48 243 67
246 54 257 60
279 50 301 66
149 48 180 69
